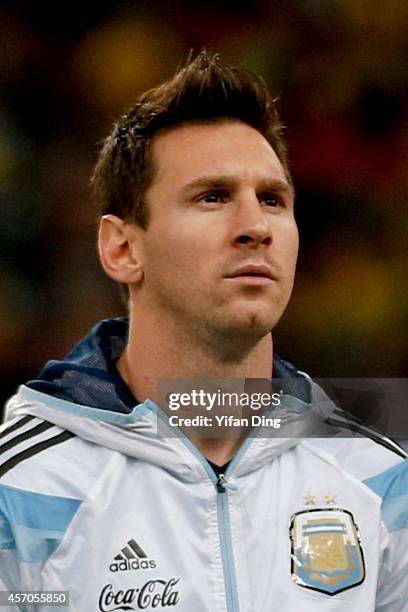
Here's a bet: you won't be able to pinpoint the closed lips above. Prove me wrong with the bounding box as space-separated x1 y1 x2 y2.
225 265 275 279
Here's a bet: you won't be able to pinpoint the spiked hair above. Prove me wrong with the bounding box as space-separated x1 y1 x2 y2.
92 51 291 228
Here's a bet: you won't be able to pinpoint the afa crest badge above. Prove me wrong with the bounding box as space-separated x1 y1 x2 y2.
290 508 365 595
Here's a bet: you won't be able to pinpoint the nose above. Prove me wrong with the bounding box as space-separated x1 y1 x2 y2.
232 194 272 248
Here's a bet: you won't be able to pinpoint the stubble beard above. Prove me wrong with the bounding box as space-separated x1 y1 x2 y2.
187 304 281 364
146 279 286 364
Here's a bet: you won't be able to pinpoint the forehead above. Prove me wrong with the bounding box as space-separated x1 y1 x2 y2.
149 120 288 189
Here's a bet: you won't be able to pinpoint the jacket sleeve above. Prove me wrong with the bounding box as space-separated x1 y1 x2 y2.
366 456 408 611
375 526 408 611
0 488 76 612
0 511 30 612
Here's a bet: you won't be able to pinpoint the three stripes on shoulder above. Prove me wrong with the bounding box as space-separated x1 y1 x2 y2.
0 415 75 478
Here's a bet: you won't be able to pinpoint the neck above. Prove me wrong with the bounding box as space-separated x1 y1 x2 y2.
117 306 274 465
118 310 274 398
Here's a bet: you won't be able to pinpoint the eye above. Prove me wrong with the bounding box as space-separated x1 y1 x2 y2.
199 190 229 204
259 192 282 208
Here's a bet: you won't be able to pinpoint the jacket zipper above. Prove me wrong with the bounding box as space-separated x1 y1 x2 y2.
151 404 243 611
216 473 240 612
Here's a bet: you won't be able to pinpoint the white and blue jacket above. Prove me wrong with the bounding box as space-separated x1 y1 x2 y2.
1 318 407 611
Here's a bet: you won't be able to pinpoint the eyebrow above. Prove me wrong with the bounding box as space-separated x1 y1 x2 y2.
179 175 295 198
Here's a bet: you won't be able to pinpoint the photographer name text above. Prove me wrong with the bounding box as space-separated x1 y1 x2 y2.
169 415 281 428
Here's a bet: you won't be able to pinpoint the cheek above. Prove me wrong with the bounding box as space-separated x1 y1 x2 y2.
278 226 299 284
144 229 207 281
291 230 300 261
281 223 299 258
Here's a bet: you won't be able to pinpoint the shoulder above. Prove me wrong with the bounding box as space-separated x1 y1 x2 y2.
0 413 112 499
0 414 75 481
304 435 408 534
304 433 406 479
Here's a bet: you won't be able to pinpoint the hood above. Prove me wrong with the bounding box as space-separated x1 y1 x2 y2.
4 318 336 478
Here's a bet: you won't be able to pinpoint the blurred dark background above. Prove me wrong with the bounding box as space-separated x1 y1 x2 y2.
1 0 407 412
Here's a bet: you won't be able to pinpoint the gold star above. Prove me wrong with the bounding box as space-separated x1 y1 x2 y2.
324 494 337 505
303 494 316 505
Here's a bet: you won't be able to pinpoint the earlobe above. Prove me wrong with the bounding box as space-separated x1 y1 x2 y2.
98 215 144 285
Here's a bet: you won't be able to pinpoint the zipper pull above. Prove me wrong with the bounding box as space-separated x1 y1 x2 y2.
216 474 239 493
217 473 228 492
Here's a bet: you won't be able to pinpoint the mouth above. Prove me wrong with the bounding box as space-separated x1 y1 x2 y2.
225 264 276 284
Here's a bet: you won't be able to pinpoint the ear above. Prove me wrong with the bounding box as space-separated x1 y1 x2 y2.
98 215 144 285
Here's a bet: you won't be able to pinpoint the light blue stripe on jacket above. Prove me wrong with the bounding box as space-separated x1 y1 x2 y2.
0 484 82 562
364 459 408 532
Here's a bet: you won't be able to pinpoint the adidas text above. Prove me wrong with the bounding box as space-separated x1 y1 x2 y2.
110 559 157 572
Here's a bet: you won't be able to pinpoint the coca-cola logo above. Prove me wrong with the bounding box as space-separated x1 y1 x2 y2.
99 578 180 611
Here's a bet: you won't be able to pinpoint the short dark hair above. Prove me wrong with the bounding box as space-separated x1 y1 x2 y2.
92 50 291 229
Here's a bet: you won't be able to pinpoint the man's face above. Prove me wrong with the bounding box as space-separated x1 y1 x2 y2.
133 120 298 343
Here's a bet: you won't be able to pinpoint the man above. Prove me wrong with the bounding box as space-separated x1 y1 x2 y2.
1 52 407 611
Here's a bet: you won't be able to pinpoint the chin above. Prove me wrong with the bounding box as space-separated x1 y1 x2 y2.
221 309 278 338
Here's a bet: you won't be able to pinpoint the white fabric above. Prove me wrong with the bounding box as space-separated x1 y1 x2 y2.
0 383 407 612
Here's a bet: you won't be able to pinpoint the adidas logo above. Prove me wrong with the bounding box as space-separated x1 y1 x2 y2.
109 539 157 572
